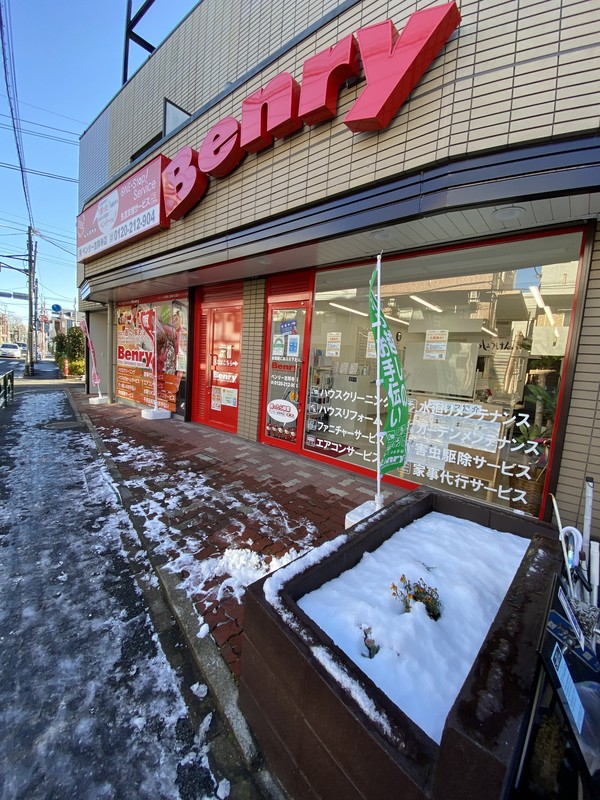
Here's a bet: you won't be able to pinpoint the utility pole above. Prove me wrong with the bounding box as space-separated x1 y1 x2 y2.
25 226 35 376
34 270 39 361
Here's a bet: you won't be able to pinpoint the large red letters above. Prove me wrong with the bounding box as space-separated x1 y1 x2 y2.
162 146 209 220
198 117 246 177
240 73 302 153
345 2 461 131
298 34 361 125
161 3 460 222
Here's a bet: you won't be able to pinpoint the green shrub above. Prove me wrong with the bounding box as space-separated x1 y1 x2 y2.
53 332 68 360
66 326 85 361
54 328 85 374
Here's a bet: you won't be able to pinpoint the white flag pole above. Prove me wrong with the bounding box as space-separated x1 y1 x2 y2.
375 251 384 510
140 306 171 420
153 308 159 410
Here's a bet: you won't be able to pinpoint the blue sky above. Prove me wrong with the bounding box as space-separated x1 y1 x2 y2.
0 0 197 323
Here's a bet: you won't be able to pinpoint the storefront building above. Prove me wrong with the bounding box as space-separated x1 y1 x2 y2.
77 0 600 534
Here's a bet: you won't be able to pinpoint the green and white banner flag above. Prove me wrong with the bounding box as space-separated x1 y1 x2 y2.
369 266 409 473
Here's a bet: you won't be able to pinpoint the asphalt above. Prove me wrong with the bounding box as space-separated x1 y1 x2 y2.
8 362 408 797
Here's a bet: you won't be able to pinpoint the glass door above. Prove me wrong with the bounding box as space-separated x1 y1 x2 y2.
262 301 308 450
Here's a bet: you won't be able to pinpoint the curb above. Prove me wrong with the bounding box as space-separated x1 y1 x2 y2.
67 392 284 799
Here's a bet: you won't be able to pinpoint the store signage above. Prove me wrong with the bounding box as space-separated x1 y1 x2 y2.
162 1 460 222
267 399 299 423
77 156 170 262
78 3 459 259
117 345 154 371
369 263 409 473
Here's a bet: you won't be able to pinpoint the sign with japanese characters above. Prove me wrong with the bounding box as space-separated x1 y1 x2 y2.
326 332 342 358
424 329 449 360
369 265 409 473
267 399 298 423
115 291 188 414
77 156 170 262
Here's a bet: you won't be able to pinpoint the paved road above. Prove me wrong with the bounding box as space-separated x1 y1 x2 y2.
0 387 260 799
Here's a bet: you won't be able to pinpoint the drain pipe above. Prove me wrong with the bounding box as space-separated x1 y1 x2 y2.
582 477 594 561
590 541 599 607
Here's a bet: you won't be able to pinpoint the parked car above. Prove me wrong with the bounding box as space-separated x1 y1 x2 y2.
16 341 27 355
0 342 21 358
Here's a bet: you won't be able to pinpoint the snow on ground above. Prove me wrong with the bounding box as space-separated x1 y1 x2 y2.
0 392 227 799
289 512 530 744
99 427 319 613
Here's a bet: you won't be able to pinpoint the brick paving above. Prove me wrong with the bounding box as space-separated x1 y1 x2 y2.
69 390 407 680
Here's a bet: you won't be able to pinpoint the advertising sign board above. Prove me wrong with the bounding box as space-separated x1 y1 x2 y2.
77 156 170 262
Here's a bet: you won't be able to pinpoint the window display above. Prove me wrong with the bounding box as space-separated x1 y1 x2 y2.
304 232 582 515
116 291 188 415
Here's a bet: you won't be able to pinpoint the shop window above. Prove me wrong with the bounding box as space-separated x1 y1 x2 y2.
130 132 163 163
304 232 583 516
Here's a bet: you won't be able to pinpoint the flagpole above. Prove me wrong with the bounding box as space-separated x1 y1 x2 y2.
140 306 171 420
375 251 384 510
153 307 159 410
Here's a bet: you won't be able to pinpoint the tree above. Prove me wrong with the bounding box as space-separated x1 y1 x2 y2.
66 326 85 361
53 331 68 359
53 327 86 376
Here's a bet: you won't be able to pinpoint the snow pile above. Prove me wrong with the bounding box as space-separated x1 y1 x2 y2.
291 512 529 743
173 545 306 604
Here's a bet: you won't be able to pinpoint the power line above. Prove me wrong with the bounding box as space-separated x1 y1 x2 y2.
35 230 76 257
0 210 76 239
1 249 74 268
0 112 81 137
0 161 78 183
0 121 78 146
0 0 34 227
0 92 88 126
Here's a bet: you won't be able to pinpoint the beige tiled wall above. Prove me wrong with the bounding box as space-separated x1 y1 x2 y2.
81 0 600 281
556 225 600 539
237 278 266 440
105 0 346 179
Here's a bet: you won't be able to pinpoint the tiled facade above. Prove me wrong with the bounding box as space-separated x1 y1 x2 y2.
78 0 600 535
238 279 266 441
80 0 600 278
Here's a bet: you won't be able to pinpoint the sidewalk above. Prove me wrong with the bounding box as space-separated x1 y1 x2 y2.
70 389 406 667
19 370 407 778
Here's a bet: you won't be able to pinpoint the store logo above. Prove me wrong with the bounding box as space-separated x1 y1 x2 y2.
117 345 154 370
161 1 460 221
267 399 299 423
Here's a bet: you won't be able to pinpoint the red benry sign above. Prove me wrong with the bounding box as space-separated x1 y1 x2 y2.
78 3 460 261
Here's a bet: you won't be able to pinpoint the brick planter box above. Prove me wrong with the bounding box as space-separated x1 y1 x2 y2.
239 490 562 800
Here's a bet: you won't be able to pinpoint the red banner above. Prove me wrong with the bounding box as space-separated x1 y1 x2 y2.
77 156 170 262
79 319 101 388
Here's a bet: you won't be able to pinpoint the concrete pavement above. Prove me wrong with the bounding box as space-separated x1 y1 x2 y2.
1 368 265 799
7 361 407 794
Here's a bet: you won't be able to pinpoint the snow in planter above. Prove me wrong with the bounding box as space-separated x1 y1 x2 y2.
297 511 529 744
